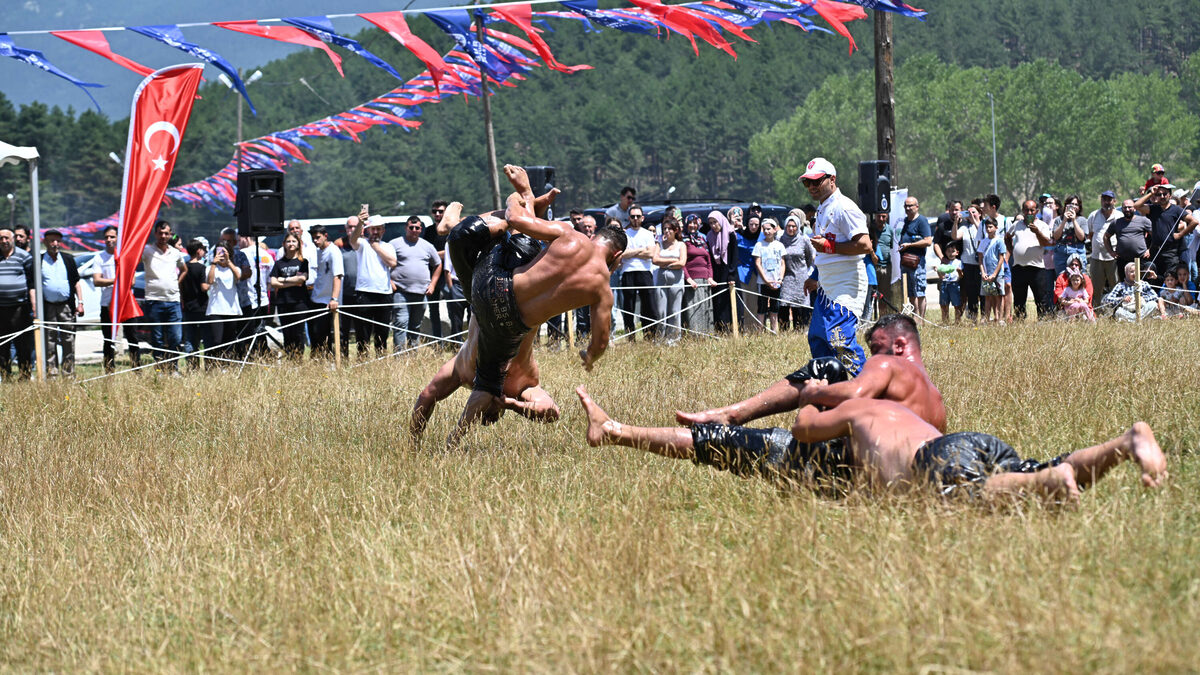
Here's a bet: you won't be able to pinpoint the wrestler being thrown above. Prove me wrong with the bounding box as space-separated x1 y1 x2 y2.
412 165 628 449
577 392 1167 501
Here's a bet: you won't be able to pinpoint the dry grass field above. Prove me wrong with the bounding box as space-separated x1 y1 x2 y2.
1 318 1198 671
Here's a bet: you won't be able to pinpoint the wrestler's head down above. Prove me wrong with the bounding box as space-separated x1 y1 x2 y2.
866 314 920 357
593 224 629 273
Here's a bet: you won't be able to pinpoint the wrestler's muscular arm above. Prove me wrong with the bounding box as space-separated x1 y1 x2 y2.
581 289 613 371
798 358 891 408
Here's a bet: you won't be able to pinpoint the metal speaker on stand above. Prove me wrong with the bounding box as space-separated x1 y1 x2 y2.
235 169 285 237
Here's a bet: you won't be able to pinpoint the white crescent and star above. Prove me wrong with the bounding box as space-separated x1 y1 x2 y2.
144 121 180 172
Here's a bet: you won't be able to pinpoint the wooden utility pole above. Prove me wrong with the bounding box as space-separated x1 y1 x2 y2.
475 12 503 210
874 12 896 180
874 10 900 314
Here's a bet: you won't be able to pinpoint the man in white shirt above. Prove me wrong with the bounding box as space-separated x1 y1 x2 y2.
140 220 187 371
348 212 397 356
799 157 872 374
1088 190 1121 298
1007 200 1053 320
92 225 143 372
617 204 659 341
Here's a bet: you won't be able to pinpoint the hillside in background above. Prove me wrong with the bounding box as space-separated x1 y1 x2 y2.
3 0 1200 244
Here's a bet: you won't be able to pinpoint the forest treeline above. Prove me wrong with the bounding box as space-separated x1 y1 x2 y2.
2 0 1200 243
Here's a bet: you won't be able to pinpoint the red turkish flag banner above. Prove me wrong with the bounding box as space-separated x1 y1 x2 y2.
114 64 204 323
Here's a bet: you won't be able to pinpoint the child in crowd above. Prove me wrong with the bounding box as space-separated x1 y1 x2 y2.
1058 270 1095 322
934 242 963 324
1158 273 1199 317
1175 264 1197 305
752 218 786 333
980 218 1007 324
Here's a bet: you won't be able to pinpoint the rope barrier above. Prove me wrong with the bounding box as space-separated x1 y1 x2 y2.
611 287 727 343
78 310 317 383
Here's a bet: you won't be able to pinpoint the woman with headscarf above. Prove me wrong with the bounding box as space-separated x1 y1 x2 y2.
779 212 816 330
735 213 763 332
707 210 738 331
682 214 714 334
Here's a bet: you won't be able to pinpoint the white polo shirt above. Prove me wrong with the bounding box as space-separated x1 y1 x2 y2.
355 239 395 295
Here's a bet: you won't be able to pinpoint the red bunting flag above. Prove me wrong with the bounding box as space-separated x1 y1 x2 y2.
801 0 867 53
214 21 345 76
114 64 205 323
489 4 593 74
358 12 447 94
50 30 154 77
628 0 736 58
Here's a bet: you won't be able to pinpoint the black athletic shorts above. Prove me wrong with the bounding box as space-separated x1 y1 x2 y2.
783 356 850 386
912 431 1067 496
469 237 539 396
447 215 495 300
690 423 853 486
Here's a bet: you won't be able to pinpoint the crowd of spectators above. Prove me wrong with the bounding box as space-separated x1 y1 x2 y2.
1 165 1198 382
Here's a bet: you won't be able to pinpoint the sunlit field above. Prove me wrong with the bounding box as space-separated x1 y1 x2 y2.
1 317 1197 671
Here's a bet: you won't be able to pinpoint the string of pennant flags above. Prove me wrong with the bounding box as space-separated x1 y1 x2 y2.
1 0 924 250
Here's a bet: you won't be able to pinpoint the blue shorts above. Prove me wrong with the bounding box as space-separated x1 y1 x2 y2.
940 280 961 307
902 264 927 298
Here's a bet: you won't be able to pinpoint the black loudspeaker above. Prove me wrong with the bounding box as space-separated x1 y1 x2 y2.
857 160 892 214
523 165 555 219
235 170 285 236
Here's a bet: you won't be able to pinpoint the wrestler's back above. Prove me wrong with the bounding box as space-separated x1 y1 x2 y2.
878 355 947 432
511 232 611 326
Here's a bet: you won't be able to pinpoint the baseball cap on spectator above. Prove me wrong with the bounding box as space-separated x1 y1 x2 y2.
1151 163 1166 173
1172 188 1186 199
366 215 384 228
43 229 62 237
1162 183 1177 191
800 157 836 180
1100 190 1116 198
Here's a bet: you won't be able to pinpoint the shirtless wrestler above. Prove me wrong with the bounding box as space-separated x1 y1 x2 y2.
412 165 627 449
618 314 944 485
579 394 1167 501
676 313 945 432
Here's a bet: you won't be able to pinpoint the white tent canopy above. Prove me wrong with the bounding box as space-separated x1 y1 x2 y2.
0 139 46 380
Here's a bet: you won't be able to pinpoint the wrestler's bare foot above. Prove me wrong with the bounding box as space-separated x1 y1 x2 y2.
532 188 560 218
503 164 533 197
576 386 615 447
674 409 732 427
1129 421 1168 488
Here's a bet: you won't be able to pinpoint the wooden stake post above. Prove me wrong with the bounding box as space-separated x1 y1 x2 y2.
729 281 740 340
1135 258 1142 323
333 308 342 368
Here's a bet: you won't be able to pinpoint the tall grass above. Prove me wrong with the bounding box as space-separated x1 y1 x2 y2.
0 318 1196 671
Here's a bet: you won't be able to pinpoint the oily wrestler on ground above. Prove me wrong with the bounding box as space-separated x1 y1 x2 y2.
653 314 943 485
411 165 627 449
676 313 945 432
578 392 1167 501
571 315 938 487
